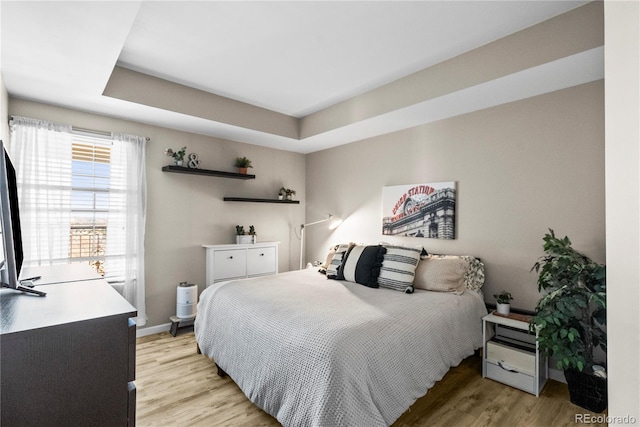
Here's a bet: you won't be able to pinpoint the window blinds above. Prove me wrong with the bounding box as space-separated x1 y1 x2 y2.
70 137 112 277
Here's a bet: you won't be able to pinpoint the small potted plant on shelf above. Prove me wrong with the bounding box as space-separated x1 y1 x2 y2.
494 291 513 315
284 188 296 200
165 146 187 166
234 156 253 174
530 229 607 413
248 225 257 244
278 187 286 200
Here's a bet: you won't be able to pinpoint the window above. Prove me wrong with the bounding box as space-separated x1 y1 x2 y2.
9 116 147 325
70 139 111 276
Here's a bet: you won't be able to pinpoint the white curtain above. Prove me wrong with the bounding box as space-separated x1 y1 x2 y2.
109 133 147 326
8 116 73 265
9 117 147 327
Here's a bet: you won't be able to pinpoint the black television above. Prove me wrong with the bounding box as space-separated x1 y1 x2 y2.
0 139 45 296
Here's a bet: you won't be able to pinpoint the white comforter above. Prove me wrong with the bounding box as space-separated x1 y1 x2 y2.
195 269 487 427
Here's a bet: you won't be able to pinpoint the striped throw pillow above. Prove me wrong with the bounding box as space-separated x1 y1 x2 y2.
340 245 386 287
326 243 352 279
378 245 422 293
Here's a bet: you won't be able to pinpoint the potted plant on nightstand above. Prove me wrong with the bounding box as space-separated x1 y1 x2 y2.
494 291 513 315
234 156 253 174
530 229 607 412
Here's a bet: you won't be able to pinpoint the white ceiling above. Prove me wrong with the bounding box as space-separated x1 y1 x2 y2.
1 1 597 153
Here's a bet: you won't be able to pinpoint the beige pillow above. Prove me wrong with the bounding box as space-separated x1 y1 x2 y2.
413 256 470 294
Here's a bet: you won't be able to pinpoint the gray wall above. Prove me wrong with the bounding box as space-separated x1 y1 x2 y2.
9 99 306 328
305 80 605 311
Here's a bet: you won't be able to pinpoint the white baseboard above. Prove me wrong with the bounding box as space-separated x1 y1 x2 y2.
136 322 171 338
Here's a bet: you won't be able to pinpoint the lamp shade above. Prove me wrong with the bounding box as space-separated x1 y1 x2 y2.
328 216 342 230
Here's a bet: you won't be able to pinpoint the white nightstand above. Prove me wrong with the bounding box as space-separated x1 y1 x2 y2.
482 311 548 396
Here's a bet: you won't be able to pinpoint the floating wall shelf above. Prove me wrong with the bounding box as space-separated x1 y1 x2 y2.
162 165 255 180
223 197 300 204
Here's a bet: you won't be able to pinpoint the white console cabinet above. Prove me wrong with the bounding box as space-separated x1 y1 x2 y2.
203 242 279 287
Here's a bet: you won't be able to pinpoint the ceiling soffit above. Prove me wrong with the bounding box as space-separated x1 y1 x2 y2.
102 2 603 153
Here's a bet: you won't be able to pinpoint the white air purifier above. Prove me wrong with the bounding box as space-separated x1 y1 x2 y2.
176 282 198 319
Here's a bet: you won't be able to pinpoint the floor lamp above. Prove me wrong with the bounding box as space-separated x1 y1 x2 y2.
299 214 342 270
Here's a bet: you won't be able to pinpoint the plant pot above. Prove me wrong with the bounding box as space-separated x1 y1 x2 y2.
564 368 607 413
496 303 510 315
236 235 254 245
238 167 248 175
278 195 284 200
174 159 184 166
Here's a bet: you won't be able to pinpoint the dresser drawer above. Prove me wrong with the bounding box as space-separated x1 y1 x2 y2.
127 382 136 426
128 318 136 382
213 249 247 280
247 246 276 276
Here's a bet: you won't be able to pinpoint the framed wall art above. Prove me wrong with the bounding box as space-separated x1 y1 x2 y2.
382 181 456 239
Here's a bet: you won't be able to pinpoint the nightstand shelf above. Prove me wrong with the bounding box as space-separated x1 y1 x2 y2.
482 311 548 396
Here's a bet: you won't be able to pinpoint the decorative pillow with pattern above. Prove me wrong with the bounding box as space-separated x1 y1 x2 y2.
377 244 421 293
463 256 485 293
326 243 352 279
413 256 470 294
339 245 387 288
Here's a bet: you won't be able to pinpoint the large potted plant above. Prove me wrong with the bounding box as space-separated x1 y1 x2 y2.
530 229 607 412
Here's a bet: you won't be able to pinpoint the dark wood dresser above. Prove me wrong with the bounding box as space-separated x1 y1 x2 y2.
1 265 137 426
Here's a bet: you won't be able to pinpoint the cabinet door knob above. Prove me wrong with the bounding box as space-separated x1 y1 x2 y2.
228 256 233 259
260 253 264 256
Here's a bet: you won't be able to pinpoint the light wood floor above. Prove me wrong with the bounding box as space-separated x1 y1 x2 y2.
136 332 606 426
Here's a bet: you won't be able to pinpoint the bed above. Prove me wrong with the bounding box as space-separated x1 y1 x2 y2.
195 259 488 427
